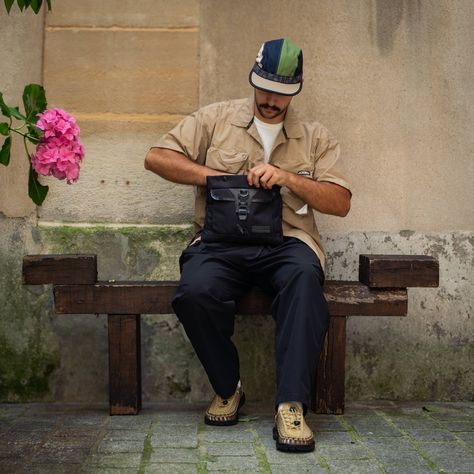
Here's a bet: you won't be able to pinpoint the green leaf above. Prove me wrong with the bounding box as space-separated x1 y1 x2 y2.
4 0 15 13
26 125 41 144
23 84 47 122
26 136 40 145
0 93 11 118
0 122 9 136
9 106 26 121
28 164 49 205
45 0 50 10
0 136 12 166
19 0 35 11
26 122 42 142
30 0 41 13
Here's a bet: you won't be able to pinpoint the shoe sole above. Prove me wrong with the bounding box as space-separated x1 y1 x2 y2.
272 427 315 452
204 392 246 426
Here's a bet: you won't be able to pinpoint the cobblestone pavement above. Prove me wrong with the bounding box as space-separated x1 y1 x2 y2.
0 401 473 473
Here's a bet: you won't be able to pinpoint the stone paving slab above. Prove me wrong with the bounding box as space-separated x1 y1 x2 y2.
206 441 256 456
148 447 198 464
269 465 327 474
97 438 145 453
25 464 83 474
145 464 197 474
0 401 473 473
325 458 386 473
206 455 260 471
85 452 143 468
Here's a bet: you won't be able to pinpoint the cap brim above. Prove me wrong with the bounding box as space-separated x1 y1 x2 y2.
249 71 302 96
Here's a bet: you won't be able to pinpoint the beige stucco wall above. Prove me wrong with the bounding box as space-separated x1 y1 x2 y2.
200 0 474 233
24 0 474 232
38 0 199 224
0 7 44 218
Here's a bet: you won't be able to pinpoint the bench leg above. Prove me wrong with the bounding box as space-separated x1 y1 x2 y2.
108 314 142 415
312 316 346 415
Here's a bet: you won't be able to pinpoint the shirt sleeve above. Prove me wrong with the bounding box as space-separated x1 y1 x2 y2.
313 126 351 193
153 109 213 165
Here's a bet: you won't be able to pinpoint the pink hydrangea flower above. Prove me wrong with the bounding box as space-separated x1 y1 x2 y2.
31 108 84 184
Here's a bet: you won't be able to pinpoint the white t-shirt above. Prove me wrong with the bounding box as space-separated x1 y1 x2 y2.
254 115 308 215
253 116 283 163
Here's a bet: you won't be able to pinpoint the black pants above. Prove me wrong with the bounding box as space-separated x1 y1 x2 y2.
172 237 329 410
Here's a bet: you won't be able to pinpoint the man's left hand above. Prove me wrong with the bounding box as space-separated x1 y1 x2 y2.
247 163 289 189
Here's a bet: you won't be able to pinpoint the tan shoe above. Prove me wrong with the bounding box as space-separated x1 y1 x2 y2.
273 402 315 452
204 384 245 426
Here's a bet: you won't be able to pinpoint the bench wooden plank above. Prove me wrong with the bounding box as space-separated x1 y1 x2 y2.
23 255 97 285
108 314 142 415
53 281 408 317
313 316 346 414
359 254 439 288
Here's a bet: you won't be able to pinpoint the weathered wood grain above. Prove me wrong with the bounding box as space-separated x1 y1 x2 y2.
53 281 408 317
23 254 97 285
108 314 142 415
359 254 439 288
313 316 346 414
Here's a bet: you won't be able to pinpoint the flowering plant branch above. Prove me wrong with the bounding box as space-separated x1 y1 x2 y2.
0 84 84 205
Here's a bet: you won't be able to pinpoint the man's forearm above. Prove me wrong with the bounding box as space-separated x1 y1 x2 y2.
247 163 351 217
144 147 223 186
285 172 351 217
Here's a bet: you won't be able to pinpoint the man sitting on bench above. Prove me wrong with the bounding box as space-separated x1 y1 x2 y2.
144 38 351 452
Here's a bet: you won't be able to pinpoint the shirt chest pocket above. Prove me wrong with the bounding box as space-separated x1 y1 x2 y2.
281 186 310 216
205 147 249 174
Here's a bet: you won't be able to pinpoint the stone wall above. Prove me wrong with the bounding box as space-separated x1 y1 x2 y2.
39 0 199 223
0 0 472 404
0 7 43 217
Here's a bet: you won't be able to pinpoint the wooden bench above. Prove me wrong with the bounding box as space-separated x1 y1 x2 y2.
22 254 438 416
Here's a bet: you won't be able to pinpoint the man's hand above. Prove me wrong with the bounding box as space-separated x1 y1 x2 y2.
248 163 351 217
247 163 289 189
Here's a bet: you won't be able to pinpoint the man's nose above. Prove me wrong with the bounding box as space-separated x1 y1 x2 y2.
265 93 279 105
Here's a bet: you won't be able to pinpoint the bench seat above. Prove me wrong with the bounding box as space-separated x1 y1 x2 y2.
23 253 438 416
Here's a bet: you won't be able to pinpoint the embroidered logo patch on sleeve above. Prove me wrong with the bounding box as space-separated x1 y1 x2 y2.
297 170 311 177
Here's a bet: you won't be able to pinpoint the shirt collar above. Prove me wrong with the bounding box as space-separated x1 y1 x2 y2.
231 97 304 139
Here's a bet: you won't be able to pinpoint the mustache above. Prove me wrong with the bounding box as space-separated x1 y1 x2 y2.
260 103 281 112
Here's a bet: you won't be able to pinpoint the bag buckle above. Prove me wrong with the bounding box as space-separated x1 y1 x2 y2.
237 205 249 220
237 188 249 221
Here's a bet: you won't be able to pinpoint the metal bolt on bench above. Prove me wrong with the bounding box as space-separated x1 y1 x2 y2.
23 253 438 415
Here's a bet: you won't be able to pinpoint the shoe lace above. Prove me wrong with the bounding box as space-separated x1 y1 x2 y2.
282 406 302 430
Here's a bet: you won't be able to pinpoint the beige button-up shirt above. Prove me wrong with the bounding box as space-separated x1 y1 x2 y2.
155 97 351 269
